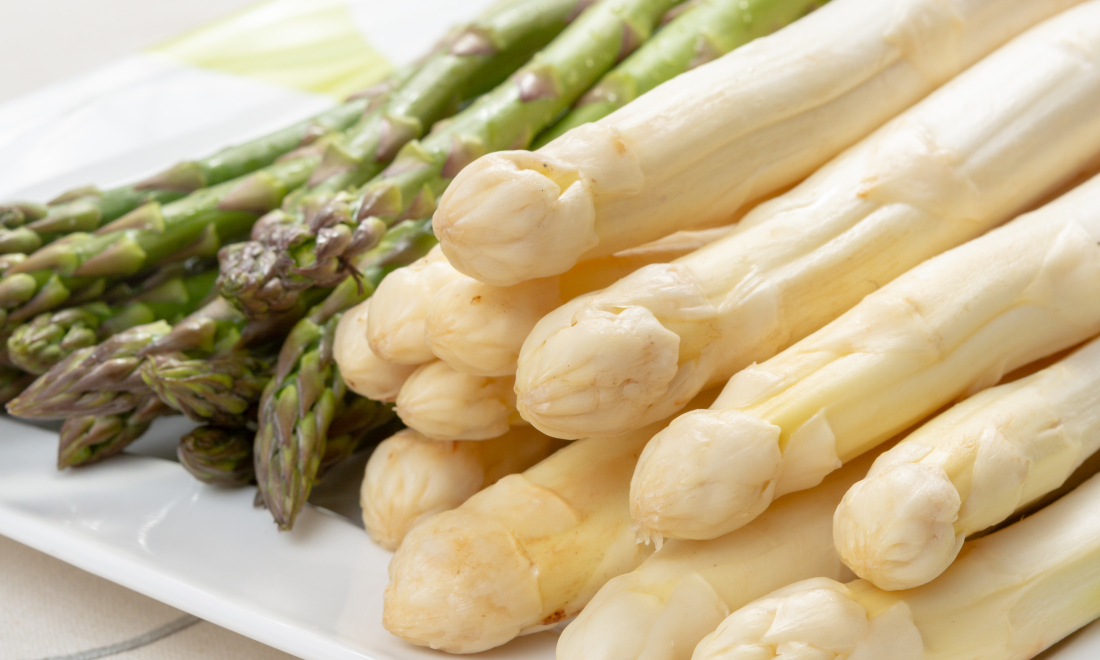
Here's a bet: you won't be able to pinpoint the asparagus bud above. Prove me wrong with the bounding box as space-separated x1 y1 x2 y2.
332 301 417 401
178 426 256 487
361 426 565 549
517 1 1100 439
695 472 1100 660
631 170 1100 542
395 361 519 440
833 334 1100 591
141 352 273 428
366 245 465 364
58 395 175 468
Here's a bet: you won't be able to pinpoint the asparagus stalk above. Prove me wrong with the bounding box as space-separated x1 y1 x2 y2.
0 72 416 255
516 3 1100 440
0 156 318 332
7 267 218 374
533 0 825 147
630 170 1100 543
362 426 565 550
333 301 418 401
834 334 1100 592
383 390 716 653
220 0 684 317
395 361 519 440
6 296 297 420
558 447 886 660
425 226 731 376
254 219 436 530
434 0 1082 287
694 473 1100 660
178 426 257 487
58 394 175 468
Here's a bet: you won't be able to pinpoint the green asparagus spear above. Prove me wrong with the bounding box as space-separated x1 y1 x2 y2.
0 156 317 331
8 267 218 374
58 394 175 468
5 296 304 420
220 0 683 317
532 0 827 146
255 218 436 529
0 79 406 252
142 351 273 427
178 426 257 487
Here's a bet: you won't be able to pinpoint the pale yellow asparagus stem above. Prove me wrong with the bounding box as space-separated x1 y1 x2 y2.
426 227 731 377
516 1 1100 440
367 245 465 364
395 361 520 440
383 391 717 653
333 301 418 401
693 472 1100 660
361 426 565 549
834 334 1100 591
631 171 1100 542
433 0 1083 287
557 448 890 660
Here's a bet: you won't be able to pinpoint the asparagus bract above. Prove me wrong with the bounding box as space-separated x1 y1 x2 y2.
383 390 716 653
694 472 1100 660
395 361 519 440
254 219 436 530
517 3 1100 439
178 426 257 487
434 0 1082 287
361 426 565 549
630 171 1100 542
57 395 175 468
0 157 315 329
221 0 683 316
558 448 886 660
142 352 274 427
534 0 824 147
8 267 218 374
834 334 1100 591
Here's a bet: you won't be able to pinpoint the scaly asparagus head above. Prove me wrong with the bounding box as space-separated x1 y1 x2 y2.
0 156 316 328
7 267 218 374
141 351 274 428
57 394 175 468
178 426 257 487
255 219 435 529
220 0 680 316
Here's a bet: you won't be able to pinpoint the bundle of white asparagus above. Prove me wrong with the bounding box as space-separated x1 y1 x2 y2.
432 0 1081 286
515 0 1100 440
833 334 1100 591
694 471 1100 660
557 446 887 660
383 391 716 653
630 167 1100 541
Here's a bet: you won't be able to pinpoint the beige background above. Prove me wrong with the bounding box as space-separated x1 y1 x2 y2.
0 0 261 103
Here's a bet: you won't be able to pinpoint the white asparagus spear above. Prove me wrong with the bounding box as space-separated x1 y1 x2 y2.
367 245 465 365
360 427 565 550
395 361 520 441
630 171 1100 542
433 0 1084 287
833 335 1100 591
515 0 1100 440
383 391 717 654
333 302 418 401
693 472 1100 660
556 447 888 660
426 227 733 377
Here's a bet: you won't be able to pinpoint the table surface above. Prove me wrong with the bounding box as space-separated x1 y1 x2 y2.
0 6 302 658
